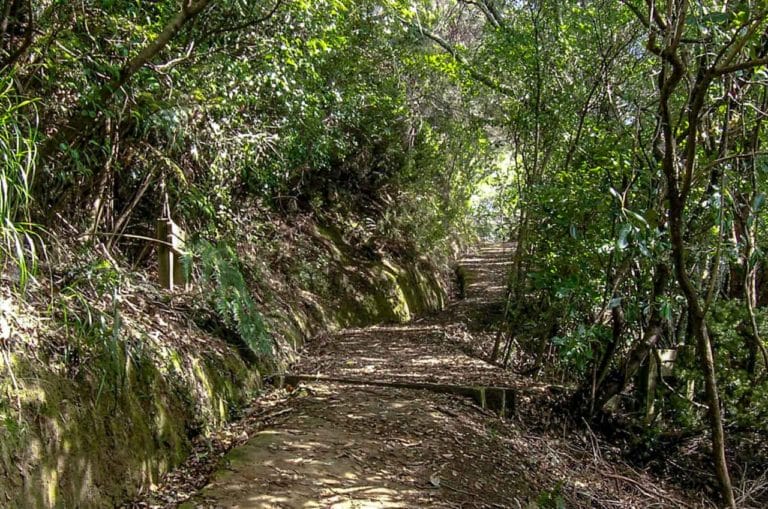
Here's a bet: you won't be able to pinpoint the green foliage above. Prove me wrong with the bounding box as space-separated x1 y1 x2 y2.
0 75 39 287
43 256 135 411
552 324 605 375
195 240 272 362
708 300 768 428
535 481 566 509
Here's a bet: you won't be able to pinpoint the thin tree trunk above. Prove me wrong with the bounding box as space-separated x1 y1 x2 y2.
583 263 667 413
35 0 214 200
1 0 34 68
0 0 13 43
742 88 768 373
668 157 736 509
88 118 119 238
490 290 513 362
595 301 625 390
744 227 768 373
645 1 736 496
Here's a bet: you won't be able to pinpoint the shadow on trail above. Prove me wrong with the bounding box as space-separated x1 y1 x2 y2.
171 242 711 509
297 243 516 386
189 383 525 508
300 324 503 386
456 243 514 302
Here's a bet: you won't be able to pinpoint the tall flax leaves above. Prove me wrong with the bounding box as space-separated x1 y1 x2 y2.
0 76 38 287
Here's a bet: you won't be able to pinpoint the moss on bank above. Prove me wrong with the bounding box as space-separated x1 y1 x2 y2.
0 339 259 508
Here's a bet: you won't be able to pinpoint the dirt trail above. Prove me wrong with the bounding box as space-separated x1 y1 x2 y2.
156 244 711 509
296 244 515 388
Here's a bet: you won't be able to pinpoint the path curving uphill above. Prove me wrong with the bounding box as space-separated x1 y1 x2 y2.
141 244 711 509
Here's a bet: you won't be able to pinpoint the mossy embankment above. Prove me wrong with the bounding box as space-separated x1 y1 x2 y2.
269 223 447 344
0 214 449 508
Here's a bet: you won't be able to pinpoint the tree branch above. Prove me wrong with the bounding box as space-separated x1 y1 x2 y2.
410 22 516 97
108 0 212 97
199 0 284 40
0 0 13 43
713 12 768 72
644 0 667 30
0 0 35 68
483 1 504 29
37 0 214 168
459 0 500 29
620 0 650 29
714 55 768 76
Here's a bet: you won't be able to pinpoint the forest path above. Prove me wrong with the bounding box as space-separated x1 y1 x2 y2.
157 244 708 509
294 243 517 388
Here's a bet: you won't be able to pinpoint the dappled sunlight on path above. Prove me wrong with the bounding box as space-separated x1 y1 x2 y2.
173 243 709 509
298 324 501 385
189 383 524 508
457 243 514 302
181 243 526 508
296 243 516 387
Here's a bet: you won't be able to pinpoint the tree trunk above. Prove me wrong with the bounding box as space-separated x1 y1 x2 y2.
572 263 668 415
668 191 736 508
595 301 625 390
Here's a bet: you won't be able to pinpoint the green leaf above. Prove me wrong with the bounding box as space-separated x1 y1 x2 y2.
687 12 730 26
660 300 672 321
617 224 631 250
625 209 649 228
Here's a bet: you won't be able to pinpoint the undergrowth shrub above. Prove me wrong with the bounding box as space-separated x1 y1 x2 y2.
193 240 273 363
708 300 768 429
0 76 40 288
50 258 128 390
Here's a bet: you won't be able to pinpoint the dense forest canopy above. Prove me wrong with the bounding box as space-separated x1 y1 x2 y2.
2 0 768 506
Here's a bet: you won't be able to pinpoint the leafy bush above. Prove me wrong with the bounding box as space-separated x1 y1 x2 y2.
194 240 273 362
708 300 768 428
